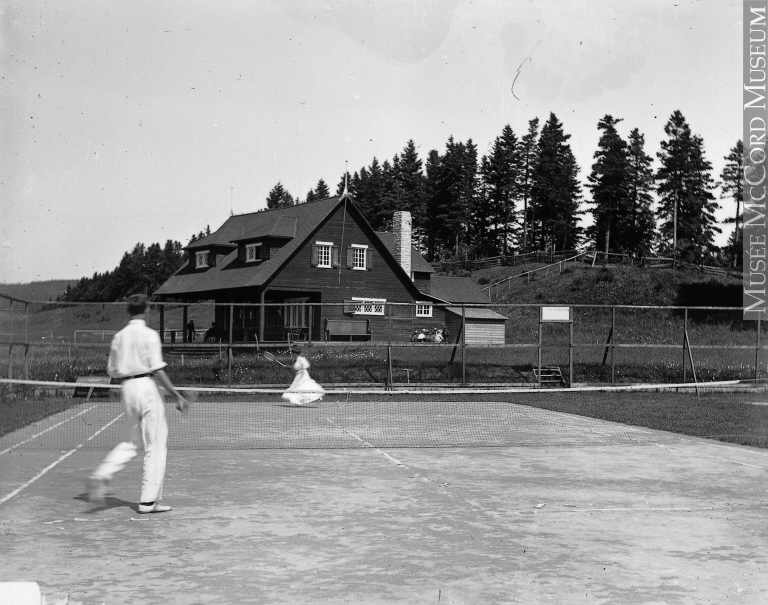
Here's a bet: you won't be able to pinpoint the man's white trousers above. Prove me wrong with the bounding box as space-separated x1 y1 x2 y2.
93 377 168 503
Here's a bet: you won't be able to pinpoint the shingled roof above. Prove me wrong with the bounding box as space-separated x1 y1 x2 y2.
156 197 341 297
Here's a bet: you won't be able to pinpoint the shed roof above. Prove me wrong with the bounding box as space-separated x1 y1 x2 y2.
429 276 491 304
445 307 508 321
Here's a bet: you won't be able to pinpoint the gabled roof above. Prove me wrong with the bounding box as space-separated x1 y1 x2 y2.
157 197 341 296
428 276 492 304
375 233 434 274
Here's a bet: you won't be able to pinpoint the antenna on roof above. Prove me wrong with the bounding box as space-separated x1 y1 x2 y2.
340 161 349 201
230 187 234 216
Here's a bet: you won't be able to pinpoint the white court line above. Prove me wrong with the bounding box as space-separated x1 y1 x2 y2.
0 413 124 506
0 404 102 456
653 443 766 469
325 418 405 467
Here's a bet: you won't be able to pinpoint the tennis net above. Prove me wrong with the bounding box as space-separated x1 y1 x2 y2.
2 378 767 451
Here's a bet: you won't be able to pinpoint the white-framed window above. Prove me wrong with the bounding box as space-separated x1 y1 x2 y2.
415 302 433 317
195 251 209 268
246 242 262 262
315 241 333 268
352 297 386 315
352 244 367 270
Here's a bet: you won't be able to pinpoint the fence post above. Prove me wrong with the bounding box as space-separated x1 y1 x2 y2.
682 308 688 383
461 306 466 385
611 307 616 384
228 304 234 388
537 310 542 388
568 320 573 387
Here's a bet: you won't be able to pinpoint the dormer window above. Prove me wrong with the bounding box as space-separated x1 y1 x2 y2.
195 251 209 268
246 242 262 262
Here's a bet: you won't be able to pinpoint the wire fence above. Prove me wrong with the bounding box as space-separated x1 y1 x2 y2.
0 294 763 389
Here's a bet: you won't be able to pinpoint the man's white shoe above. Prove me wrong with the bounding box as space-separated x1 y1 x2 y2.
138 503 172 514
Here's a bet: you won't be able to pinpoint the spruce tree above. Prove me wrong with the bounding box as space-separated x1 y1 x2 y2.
394 140 427 248
625 129 656 258
587 115 630 256
314 178 330 199
720 140 744 266
519 118 540 253
266 182 294 209
530 113 582 251
480 125 519 256
655 110 720 262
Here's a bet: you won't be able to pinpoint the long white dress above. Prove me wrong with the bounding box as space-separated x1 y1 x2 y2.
281 355 325 406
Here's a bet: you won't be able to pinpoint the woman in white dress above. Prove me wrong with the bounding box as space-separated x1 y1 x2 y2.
281 345 325 406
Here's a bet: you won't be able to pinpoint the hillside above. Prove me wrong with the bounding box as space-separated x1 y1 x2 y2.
475 264 742 308
0 280 75 302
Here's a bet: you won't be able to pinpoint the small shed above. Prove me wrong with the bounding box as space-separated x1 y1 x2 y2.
444 307 507 345
428 276 508 345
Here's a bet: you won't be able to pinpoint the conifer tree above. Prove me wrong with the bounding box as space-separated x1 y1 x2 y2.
530 113 582 251
655 110 720 262
394 140 427 247
519 118 540 253
587 116 630 256
720 140 744 266
480 124 519 256
625 129 656 257
266 182 294 209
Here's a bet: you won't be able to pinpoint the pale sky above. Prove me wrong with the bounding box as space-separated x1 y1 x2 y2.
1 0 742 284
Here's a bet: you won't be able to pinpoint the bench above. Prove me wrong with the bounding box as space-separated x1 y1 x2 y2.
325 319 371 341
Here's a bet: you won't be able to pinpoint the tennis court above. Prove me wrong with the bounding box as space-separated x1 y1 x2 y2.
1 386 767 604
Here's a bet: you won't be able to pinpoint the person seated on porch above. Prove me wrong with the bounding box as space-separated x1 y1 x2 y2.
432 328 444 344
204 322 221 342
416 329 426 343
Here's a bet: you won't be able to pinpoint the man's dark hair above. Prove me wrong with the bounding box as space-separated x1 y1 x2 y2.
127 294 149 316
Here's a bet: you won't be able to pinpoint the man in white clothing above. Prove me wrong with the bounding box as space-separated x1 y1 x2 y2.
87 294 187 514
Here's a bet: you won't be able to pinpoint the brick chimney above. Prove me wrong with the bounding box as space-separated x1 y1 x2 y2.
392 210 412 279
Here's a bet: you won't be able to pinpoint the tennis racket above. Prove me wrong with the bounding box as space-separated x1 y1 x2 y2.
263 351 288 367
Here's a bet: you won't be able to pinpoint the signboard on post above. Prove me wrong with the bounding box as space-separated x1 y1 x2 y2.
540 306 572 322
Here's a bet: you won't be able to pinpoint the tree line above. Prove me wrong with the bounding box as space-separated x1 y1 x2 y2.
62 108 742 303
270 110 742 266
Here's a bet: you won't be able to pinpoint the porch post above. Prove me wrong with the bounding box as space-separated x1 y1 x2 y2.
259 290 265 343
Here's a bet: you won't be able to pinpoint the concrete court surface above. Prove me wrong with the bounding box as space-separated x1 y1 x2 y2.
1 434 767 605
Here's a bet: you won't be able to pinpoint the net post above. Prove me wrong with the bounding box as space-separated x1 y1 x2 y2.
386 345 393 390
684 328 700 397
